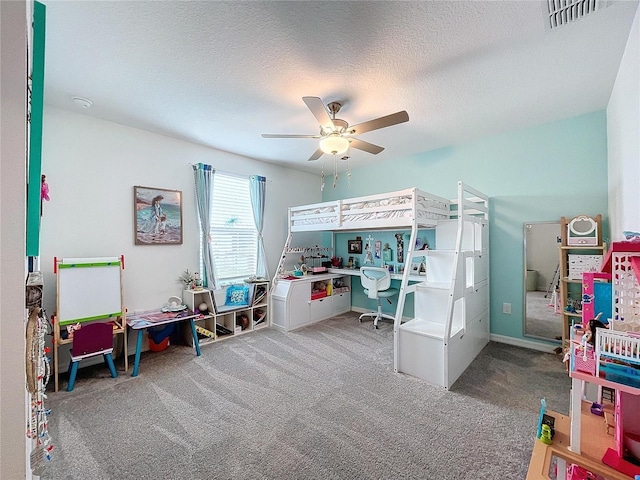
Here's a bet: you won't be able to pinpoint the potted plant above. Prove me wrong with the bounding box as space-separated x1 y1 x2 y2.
178 269 195 290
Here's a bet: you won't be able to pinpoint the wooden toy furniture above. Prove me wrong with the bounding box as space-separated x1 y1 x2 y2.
558 214 605 349
66 322 118 392
53 256 127 392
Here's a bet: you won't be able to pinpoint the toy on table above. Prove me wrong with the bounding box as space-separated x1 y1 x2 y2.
536 398 556 442
590 402 604 416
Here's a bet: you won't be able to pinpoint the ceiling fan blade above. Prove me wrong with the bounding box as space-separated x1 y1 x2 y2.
349 138 384 155
308 148 324 161
346 111 409 136
302 96 335 132
261 134 321 138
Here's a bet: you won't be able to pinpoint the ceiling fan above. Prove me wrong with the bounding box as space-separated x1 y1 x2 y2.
262 96 409 162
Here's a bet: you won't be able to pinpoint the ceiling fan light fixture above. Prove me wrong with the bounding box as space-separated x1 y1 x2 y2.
319 134 349 155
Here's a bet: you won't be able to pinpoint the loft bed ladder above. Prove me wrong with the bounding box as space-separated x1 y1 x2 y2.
393 182 489 389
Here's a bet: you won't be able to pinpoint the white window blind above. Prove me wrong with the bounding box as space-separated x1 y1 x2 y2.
207 173 257 284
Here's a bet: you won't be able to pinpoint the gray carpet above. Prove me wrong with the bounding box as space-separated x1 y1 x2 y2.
42 312 570 479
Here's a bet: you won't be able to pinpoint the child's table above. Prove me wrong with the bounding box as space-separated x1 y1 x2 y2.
127 309 201 376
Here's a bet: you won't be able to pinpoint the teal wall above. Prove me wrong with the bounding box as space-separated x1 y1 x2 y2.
322 111 608 344
332 229 436 317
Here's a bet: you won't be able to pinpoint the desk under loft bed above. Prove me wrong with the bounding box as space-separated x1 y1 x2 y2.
272 182 490 389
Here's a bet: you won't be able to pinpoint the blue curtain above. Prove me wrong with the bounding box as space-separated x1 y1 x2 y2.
193 163 217 288
249 175 268 278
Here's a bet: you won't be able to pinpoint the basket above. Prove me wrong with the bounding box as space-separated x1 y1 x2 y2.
573 345 596 375
148 334 170 352
566 463 597 480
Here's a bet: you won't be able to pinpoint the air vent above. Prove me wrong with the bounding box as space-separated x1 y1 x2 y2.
544 0 609 30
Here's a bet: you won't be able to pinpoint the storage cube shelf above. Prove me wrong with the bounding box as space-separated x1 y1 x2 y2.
558 214 605 348
181 280 270 347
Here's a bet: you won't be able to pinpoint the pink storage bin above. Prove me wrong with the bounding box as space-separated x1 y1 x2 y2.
573 345 596 375
567 463 600 480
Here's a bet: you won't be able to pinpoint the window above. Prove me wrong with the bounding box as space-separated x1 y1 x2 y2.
203 173 257 284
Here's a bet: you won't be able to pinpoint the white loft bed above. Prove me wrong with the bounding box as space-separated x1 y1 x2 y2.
287 187 451 233
276 182 490 390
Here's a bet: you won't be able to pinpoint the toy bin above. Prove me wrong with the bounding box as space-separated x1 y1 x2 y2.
148 335 170 352
567 463 601 480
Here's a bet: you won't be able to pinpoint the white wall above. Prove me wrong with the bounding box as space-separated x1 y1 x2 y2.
0 1 28 477
40 106 320 323
607 6 640 240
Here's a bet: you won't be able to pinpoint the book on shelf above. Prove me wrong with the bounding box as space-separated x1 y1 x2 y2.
215 323 233 336
252 285 267 305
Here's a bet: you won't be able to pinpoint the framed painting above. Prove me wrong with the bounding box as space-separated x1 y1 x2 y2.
348 239 363 254
134 186 183 245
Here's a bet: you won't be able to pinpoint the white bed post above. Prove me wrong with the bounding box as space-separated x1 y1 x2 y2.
569 376 583 453
273 208 294 286
393 191 419 373
442 182 466 388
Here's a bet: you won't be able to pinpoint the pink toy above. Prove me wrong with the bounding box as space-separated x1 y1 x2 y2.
41 175 50 201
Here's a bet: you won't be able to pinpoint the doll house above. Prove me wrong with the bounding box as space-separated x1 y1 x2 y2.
567 241 640 478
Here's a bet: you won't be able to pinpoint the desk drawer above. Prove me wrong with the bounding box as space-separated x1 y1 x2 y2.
309 297 332 322
332 292 351 314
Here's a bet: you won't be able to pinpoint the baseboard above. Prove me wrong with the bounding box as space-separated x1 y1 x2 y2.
490 333 559 353
350 309 560 353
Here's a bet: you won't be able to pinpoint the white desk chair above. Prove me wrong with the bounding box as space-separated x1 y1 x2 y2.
359 266 398 329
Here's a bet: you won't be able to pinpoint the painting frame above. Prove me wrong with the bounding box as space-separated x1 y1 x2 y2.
134 186 183 245
348 239 363 254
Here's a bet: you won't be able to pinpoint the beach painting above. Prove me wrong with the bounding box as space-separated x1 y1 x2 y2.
134 186 183 245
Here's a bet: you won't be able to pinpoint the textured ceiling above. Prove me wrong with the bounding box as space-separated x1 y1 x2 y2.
42 0 639 174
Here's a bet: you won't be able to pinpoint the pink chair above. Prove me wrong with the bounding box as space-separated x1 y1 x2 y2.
67 322 118 391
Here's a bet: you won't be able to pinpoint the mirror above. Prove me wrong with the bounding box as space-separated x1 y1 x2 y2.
523 222 562 342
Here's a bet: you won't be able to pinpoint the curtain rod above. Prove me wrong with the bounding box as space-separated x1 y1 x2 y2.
189 163 272 182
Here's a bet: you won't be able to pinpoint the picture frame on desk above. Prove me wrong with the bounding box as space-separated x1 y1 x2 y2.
134 185 183 245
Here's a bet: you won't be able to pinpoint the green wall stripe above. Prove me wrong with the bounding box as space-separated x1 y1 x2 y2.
26 1 46 256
